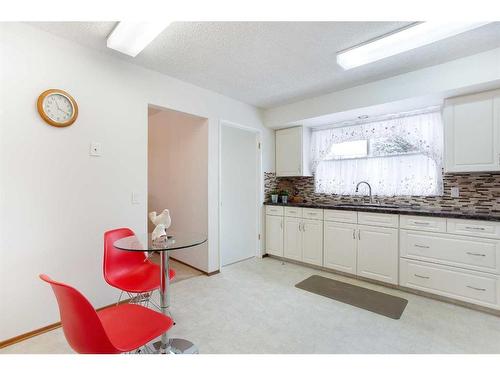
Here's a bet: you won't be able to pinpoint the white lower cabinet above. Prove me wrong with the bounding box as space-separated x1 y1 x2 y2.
323 219 398 284
399 215 500 310
323 221 357 274
400 258 500 309
284 216 323 265
400 229 500 274
302 219 323 266
357 225 399 285
266 206 500 311
284 217 302 261
265 214 283 257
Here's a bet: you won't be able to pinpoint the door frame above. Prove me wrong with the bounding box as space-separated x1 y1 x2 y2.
218 120 263 269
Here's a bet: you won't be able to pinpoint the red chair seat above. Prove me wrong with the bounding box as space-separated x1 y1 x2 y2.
40 274 173 354
104 228 176 294
108 262 176 293
98 303 173 352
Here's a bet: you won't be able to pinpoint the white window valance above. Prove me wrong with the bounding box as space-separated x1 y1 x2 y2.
311 110 444 197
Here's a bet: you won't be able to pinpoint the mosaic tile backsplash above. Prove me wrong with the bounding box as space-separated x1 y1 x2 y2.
264 172 500 215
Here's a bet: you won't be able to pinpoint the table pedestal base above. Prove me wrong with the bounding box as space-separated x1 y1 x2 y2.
152 338 199 354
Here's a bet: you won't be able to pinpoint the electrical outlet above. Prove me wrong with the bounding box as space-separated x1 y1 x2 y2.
451 187 459 198
90 142 102 156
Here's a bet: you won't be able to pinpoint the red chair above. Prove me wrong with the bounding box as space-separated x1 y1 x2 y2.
103 228 175 308
39 274 173 354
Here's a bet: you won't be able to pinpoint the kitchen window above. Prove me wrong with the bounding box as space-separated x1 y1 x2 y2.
311 109 444 196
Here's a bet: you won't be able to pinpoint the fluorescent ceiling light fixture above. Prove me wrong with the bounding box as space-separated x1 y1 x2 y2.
107 21 171 57
336 22 490 70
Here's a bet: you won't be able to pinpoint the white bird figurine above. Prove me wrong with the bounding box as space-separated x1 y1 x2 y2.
149 209 171 241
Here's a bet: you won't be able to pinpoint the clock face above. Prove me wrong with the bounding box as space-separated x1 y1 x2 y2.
37 89 78 127
43 93 74 124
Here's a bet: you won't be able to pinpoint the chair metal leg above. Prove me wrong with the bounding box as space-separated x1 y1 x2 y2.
116 290 124 305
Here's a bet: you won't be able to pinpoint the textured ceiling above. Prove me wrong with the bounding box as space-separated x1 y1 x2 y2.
29 22 500 109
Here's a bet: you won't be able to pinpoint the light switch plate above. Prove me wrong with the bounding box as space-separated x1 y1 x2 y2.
90 142 102 156
131 192 141 205
451 187 459 198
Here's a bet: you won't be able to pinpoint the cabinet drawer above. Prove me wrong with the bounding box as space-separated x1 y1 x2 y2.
358 212 399 228
265 206 284 216
400 215 446 233
400 230 500 274
324 209 357 224
447 219 500 239
400 258 500 308
284 207 302 218
302 208 323 220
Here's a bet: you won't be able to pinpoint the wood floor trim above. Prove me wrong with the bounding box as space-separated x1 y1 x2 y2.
169 256 219 276
0 298 131 350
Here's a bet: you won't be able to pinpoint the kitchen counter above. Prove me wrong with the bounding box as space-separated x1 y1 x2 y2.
264 201 500 222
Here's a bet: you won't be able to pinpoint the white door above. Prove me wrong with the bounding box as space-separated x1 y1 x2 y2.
357 225 399 285
284 217 302 261
302 219 323 266
220 124 259 266
265 215 283 256
323 221 357 274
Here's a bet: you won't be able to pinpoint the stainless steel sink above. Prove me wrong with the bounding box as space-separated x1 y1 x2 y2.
335 203 400 209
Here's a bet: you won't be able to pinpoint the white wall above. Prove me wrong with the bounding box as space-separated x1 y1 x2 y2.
0 23 274 341
264 47 500 127
148 108 209 272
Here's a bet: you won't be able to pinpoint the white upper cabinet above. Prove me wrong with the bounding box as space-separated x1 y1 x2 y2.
275 126 311 177
444 89 500 172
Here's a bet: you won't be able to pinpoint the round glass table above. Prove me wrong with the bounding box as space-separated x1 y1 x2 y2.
114 232 207 354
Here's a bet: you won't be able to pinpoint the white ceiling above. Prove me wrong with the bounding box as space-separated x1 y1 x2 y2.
29 22 500 109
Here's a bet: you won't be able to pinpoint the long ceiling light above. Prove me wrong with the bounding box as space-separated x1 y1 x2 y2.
107 21 171 57
336 22 490 70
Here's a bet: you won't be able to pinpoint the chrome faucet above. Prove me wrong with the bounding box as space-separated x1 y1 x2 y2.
355 181 373 204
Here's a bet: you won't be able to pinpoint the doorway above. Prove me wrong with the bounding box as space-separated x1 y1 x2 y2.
148 105 209 273
219 122 260 267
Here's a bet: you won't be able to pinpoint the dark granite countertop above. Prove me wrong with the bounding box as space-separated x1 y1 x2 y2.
264 201 500 222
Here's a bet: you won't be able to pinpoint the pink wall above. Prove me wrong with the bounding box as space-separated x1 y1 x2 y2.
148 107 209 271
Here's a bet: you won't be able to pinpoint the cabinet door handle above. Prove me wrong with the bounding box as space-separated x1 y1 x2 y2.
414 274 430 279
415 244 430 249
352 229 356 239
413 221 430 225
465 226 485 231
358 229 361 240
466 252 486 257
467 285 486 291
302 223 306 232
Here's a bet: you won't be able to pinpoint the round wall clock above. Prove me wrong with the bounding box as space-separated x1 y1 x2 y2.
37 89 78 127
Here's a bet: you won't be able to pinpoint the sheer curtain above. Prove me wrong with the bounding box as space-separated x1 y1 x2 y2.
311 111 444 196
